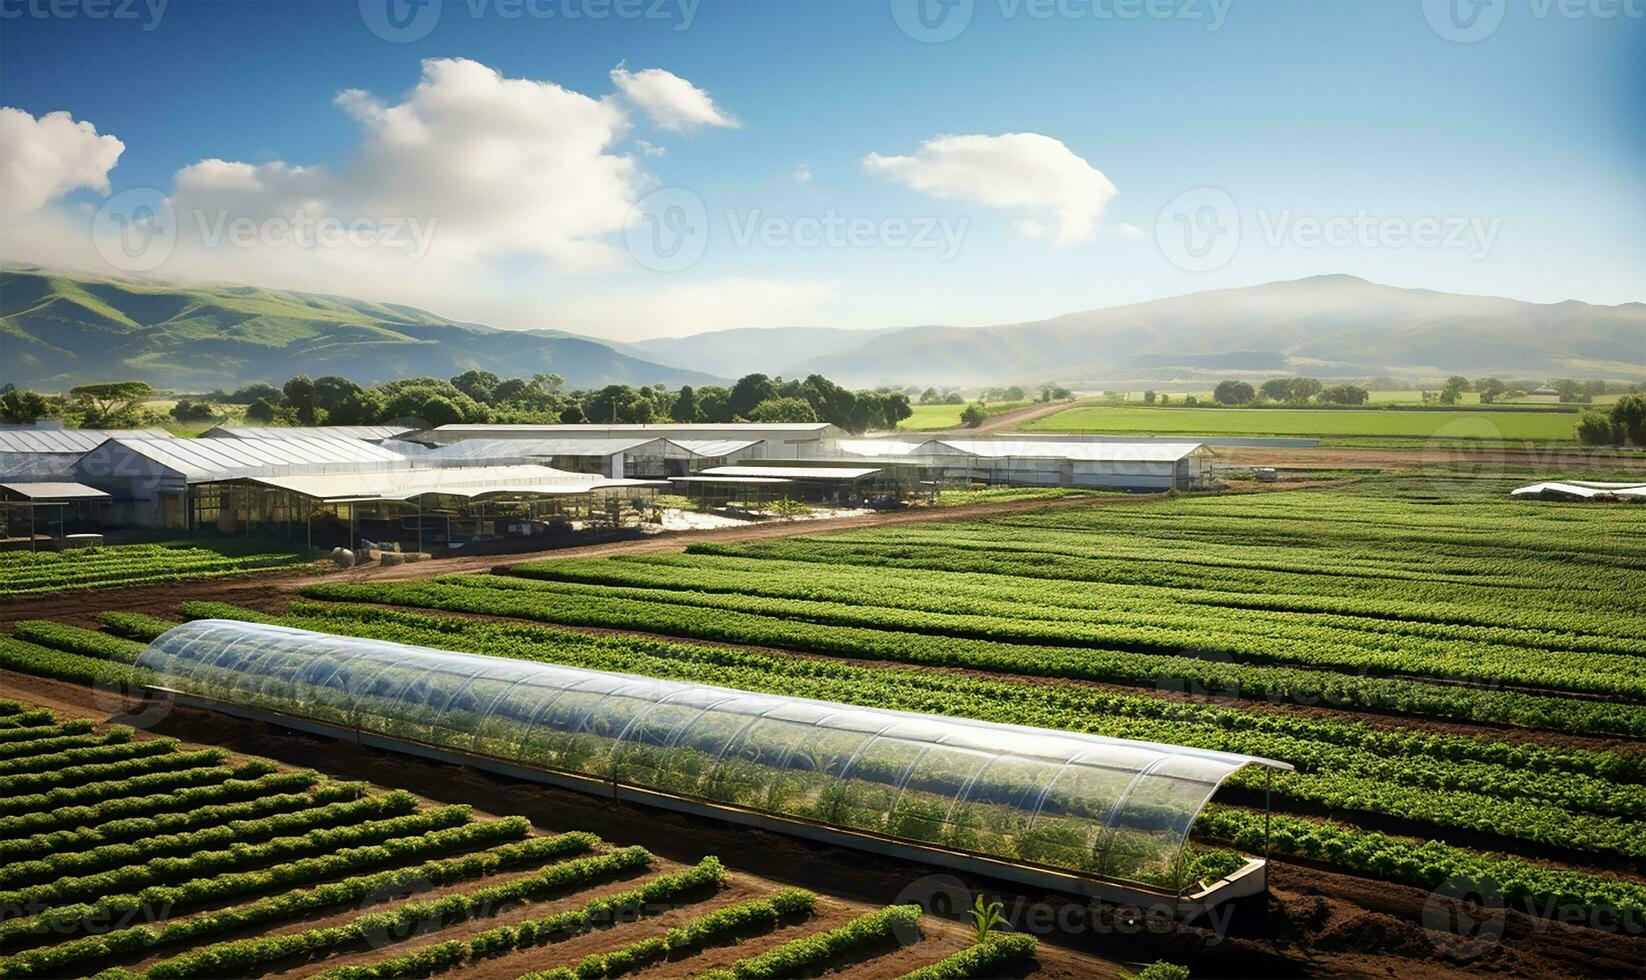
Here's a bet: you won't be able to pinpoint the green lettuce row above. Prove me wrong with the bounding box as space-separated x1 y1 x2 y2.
0 737 171 779
0 831 597 979
0 748 220 804
0 712 54 731
0 720 95 744
518 887 817 980
10 622 144 664
0 816 532 949
0 791 419 889
144 845 659 980
896 934 1039 979
0 805 473 911
700 903 923 980
96 612 180 643
0 769 314 842
0 730 126 762
0 638 149 691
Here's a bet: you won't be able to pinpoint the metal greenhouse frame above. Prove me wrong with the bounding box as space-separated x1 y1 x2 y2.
138 620 1291 913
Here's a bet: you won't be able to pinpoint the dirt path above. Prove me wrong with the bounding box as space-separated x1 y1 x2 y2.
913 399 1080 437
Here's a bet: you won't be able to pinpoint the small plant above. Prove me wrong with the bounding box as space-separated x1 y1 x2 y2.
1133 960 1189 980
767 497 813 518
969 893 1008 943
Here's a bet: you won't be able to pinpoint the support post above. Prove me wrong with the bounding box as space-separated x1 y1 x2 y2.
1264 767 1272 861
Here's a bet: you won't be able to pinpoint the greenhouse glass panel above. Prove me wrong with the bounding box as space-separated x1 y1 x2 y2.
137 621 1290 893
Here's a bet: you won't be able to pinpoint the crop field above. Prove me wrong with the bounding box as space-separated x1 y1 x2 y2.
898 400 1034 430
1 475 1642 975
0 542 311 598
0 693 1028 979
1020 405 1580 442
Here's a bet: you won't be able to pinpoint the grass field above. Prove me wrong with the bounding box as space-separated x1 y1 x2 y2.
1022 404 1580 441
898 399 1034 430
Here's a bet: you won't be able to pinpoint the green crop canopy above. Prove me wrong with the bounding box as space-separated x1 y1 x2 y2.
138 620 1292 902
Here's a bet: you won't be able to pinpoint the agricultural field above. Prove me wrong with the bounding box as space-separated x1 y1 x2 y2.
0 691 1042 979
898 400 1034 430
1 475 1642 976
1021 404 1581 442
0 542 313 598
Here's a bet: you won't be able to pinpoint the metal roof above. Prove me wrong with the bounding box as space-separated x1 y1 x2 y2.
244 464 660 502
700 465 882 480
670 475 793 485
0 428 175 454
669 438 763 458
0 482 112 501
835 439 926 457
434 423 838 434
917 439 1210 463
85 436 409 481
204 425 417 442
397 437 673 461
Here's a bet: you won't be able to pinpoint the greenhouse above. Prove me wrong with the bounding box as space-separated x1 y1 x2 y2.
137 620 1292 907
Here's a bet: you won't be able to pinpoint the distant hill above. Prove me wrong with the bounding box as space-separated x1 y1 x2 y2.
779 276 1646 385
0 269 724 391
632 326 899 378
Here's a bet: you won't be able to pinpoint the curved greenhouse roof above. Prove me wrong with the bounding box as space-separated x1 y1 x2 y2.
138 620 1291 894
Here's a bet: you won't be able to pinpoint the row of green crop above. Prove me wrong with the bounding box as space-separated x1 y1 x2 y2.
140 846 663 980
701 904 923 980
0 804 475 912
0 729 122 761
96 611 180 642
0 711 54 730
0 745 220 803
520 888 817 980
10 621 143 663
0 831 597 979
0 719 94 744
331 574 1646 734
0 816 532 949
0 791 419 889
0 781 364 863
0 736 165 779
896 934 1040 979
0 637 152 691
232 602 1646 862
0 768 311 840
0 544 307 597
312 856 731 980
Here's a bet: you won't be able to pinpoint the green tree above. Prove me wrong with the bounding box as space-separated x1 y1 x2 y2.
70 381 153 426
960 402 986 427
1575 410 1617 446
1213 380 1255 405
1610 393 1646 446
1438 376 1471 405
748 396 820 423
728 374 778 418
1258 379 1293 402
245 397 279 423
1318 383 1369 406
313 376 364 417
450 370 500 405
1474 377 1506 404
280 375 317 424
1142 390 1157 405
919 387 941 404
0 386 53 423
169 399 215 422
670 385 700 422
418 395 464 427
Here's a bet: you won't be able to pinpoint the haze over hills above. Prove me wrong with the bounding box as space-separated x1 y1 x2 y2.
3 269 1641 392
777 276 1646 386
0 269 723 391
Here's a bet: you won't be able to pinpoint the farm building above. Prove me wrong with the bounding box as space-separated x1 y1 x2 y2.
419 423 844 459
670 464 901 507
839 438 1214 491
0 425 176 481
202 424 416 443
0 481 111 548
142 619 1291 911
389 436 692 479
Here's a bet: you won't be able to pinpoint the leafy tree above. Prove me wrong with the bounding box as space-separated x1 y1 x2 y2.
1438 376 1471 405
728 374 778 418
748 397 819 423
450 370 500 405
1610 393 1646 446
418 395 465 427
219 382 281 405
1142 390 1157 405
1290 378 1324 402
558 402 588 424
670 385 700 422
694 385 732 423
1040 384 1071 401
1575 410 1617 446
942 391 965 405
245 397 279 423
313 376 364 417
1258 379 1293 402
960 402 986 427
169 399 215 422
919 387 941 404
0 385 53 423
70 381 153 426
1317 383 1369 406
1474 377 1507 404
1213 380 1255 405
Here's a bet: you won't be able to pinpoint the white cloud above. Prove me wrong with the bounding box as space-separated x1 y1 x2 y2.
635 139 667 157
0 107 124 218
609 64 739 132
863 132 1116 245
1012 219 1046 240
1116 222 1143 239
792 162 812 183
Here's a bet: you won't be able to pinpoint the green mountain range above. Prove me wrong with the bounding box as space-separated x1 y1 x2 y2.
0 268 722 391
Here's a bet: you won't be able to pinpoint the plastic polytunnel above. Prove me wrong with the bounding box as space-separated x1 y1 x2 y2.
138 620 1292 895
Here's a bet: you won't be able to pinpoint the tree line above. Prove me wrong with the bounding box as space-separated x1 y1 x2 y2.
1 372 914 435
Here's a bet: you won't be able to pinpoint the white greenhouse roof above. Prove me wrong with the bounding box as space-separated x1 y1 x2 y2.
700 465 881 480
402 437 672 461
835 439 926 457
204 425 417 442
0 481 112 501
246 464 659 502
917 439 1210 463
670 439 763 458
89 436 409 481
1510 481 1646 501
0 428 174 454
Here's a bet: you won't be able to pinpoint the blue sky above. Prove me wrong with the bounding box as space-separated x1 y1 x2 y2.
1 0 1641 340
